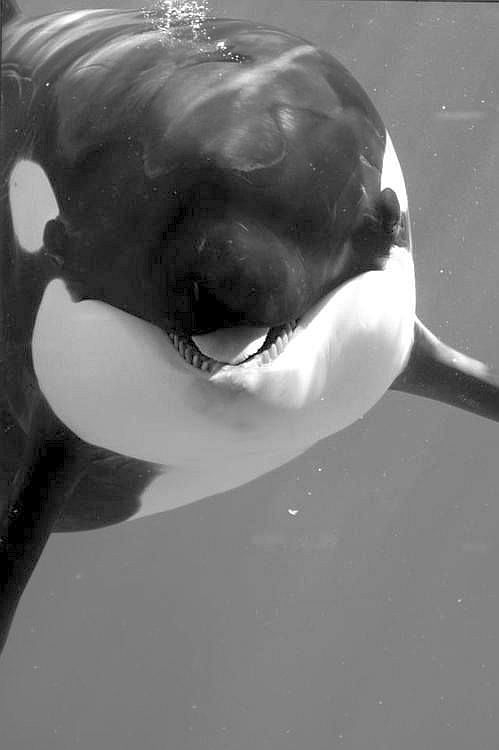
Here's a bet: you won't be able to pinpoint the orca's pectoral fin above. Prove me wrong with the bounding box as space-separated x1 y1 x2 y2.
390 317 499 422
0 397 85 654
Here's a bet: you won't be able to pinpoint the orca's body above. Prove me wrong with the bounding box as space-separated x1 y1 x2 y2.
1 2 498 652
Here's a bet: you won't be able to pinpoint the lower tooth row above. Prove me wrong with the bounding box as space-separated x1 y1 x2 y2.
169 333 218 373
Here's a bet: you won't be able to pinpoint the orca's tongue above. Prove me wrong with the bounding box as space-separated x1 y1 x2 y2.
192 326 269 364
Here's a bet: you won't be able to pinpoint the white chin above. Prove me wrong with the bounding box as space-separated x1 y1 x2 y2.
32 247 414 468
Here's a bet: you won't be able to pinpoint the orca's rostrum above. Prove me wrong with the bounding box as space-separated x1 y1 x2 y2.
1 0 498 653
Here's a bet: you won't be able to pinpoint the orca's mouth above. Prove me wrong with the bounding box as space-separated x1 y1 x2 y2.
167 320 299 372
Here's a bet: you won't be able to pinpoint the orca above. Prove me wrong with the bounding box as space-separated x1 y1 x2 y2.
1 1 498 653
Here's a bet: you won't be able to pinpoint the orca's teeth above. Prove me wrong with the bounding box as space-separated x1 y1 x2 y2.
192 327 269 364
166 319 299 370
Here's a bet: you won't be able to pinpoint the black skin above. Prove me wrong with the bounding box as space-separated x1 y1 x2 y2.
1 8 498 658
43 179 403 335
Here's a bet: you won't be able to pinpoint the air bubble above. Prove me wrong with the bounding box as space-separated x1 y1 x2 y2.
143 0 210 45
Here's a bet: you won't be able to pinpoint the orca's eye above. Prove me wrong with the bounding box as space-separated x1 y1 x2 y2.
8 159 60 254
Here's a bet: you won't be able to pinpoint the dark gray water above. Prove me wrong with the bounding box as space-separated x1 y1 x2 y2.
1 2 499 749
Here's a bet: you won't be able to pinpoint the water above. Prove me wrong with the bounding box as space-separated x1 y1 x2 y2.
143 0 210 44
1 3 499 749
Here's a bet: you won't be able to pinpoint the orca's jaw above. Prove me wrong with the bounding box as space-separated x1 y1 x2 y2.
31 243 415 469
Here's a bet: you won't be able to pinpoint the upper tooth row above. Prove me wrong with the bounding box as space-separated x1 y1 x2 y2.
168 332 215 370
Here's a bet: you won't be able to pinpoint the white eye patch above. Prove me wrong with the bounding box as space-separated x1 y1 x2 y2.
8 159 60 253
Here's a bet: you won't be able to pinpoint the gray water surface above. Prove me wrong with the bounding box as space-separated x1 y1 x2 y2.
1 3 499 749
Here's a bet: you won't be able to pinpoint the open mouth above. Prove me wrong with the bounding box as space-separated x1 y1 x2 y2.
167 320 299 372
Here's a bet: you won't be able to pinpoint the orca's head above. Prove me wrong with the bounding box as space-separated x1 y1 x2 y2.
7 17 416 465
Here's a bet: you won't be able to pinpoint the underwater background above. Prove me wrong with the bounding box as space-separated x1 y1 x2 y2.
1 2 499 748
